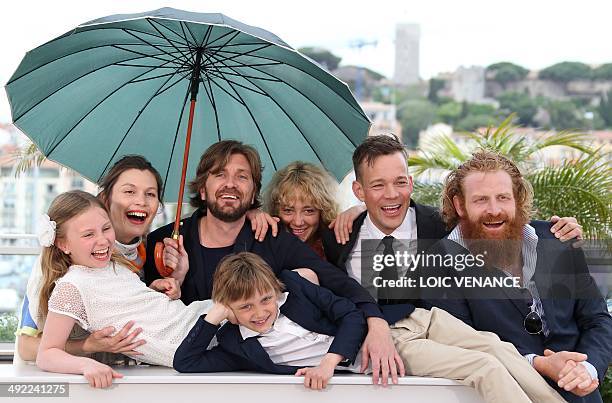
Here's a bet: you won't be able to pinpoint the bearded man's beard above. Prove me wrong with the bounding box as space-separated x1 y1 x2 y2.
205 188 252 223
460 211 527 271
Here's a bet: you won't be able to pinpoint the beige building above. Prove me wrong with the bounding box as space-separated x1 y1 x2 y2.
360 101 402 138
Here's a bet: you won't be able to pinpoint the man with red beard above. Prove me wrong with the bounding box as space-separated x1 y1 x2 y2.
424 150 612 403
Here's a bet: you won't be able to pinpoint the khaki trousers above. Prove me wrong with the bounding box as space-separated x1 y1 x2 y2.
390 308 565 403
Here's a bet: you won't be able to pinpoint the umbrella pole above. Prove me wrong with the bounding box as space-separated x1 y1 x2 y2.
171 98 197 239
155 49 203 277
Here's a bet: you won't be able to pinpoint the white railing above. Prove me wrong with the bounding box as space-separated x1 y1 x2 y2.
0 234 39 256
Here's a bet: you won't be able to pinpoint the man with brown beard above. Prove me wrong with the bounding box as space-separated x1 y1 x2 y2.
424 150 612 403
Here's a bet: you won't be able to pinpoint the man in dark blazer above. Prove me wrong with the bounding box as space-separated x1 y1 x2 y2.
173 257 366 389
423 150 611 403
144 140 397 385
319 134 585 392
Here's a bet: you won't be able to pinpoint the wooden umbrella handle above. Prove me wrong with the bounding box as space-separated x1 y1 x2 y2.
154 241 174 277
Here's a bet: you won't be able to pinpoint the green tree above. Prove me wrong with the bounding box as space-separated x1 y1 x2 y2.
436 101 463 126
598 90 612 127
0 313 17 342
408 115 610 239
396 99 436 148
547 100 587 130
593 63 612 80
428 78 446 104
466 103 497 116
454 114 497 132
486 62 529 85
539 62 592 82
297 47 341 70
497 92 538 126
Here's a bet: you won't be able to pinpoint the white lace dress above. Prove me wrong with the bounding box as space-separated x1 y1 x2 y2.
48 263 212 367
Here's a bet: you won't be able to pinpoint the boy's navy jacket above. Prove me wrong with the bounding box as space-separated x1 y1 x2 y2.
173 270 367 374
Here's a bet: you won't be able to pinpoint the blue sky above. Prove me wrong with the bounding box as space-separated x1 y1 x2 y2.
1 0 610 122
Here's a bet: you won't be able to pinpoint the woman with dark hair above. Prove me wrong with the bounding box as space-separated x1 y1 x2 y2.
15 155 164 363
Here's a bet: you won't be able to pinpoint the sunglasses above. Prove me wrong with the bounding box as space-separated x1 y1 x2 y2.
520 287 543 335
524 310 543 335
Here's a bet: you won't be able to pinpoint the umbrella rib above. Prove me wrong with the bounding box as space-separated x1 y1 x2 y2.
206 54 325 164
205 51 360 147
113 63 184 69
100 71 180 180
243 64 362 147
162 84 191 201
199 27 238 49
183 22 200 46
203 74 246 106
206 42 273 49
199 74 222 141
205 68 277 172
204 43 273 69
178 22 197 66
129 69 191 84
112 45 185 67
45 60 176 156
146 19 192 63
205 68 280 82
121 28 192 65
199 25 214 49
205 31 241 60
154 74 190 98
227 68 324 166
13 51 185 122
211 50 367 121
206 70 269 96
7 43 186 85
83 25 192 48
148 18 195 48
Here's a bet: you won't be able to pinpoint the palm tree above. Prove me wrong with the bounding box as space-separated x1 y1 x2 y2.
12 141 46 176
409 115 611 239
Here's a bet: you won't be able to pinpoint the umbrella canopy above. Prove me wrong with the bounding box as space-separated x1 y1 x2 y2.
5 7 370 202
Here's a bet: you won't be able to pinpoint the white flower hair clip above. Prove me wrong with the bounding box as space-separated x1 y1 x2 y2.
37 214 57 248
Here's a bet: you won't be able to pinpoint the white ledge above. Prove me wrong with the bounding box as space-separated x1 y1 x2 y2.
0 364 484 403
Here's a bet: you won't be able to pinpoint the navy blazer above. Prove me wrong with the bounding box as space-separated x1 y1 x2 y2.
321 200 449 324
424 221 612 403
173 270 367 374
144 209 383 319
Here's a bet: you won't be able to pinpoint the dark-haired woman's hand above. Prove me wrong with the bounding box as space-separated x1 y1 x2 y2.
83 320 146 355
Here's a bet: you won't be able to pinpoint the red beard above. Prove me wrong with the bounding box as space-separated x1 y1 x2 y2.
460 211 527 272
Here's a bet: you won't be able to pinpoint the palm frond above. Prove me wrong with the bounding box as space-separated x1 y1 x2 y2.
409 134 470 176
411 182 444 208
526 130 595 156
529 154 611 239
12 142 47 177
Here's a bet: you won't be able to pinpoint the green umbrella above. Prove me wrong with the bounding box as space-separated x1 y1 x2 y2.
6 7 370 275
5 7 370 202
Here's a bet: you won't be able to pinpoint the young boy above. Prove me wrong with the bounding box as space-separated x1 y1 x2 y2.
173 252 367 389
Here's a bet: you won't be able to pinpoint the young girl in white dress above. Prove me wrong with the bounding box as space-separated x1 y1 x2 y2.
36 190 212 388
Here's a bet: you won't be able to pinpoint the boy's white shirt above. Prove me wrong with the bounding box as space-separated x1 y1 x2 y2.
239 292 363 372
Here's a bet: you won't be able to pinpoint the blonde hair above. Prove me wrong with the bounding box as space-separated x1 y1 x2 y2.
38 190 131 322
263 161 339 227
441 150 533 229
212 252 284 305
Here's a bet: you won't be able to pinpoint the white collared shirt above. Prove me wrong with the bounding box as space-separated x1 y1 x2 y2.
346 207 417 283
239 293 362 372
